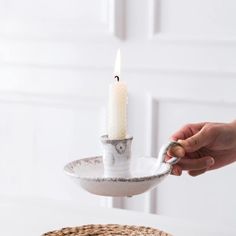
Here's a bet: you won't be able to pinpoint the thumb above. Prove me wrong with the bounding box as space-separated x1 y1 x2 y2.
179 128 210 152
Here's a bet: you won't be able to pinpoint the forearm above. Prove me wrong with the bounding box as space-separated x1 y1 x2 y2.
229 120 236 146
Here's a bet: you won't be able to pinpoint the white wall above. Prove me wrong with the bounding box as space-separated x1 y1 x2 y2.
0 0 235 228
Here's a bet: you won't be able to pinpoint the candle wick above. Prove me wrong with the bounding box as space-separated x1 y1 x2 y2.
114 75 119 82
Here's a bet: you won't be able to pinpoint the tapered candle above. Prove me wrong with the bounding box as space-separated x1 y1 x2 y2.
108 49 128 139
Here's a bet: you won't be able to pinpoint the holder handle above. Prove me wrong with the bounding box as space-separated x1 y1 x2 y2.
157 141 183 168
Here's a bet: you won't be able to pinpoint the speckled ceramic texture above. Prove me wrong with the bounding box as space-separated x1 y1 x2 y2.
101 135 133 178
64 156 171 197
64 141 181 197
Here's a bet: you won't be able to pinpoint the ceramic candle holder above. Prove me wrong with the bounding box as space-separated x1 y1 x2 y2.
101 135 133 178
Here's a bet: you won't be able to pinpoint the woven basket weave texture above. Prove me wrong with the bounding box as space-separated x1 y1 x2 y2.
42 224 172 236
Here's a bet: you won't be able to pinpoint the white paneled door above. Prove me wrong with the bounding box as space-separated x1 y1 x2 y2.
0 0 235 228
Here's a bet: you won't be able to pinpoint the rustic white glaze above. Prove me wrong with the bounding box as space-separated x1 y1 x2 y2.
101 135 133 178
64 156 171 197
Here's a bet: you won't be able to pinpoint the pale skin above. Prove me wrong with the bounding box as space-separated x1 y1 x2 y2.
168 121 236 176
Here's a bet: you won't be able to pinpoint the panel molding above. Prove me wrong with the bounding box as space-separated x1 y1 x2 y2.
142 93 236 214
2 60 236 79
0 91 105 109
103 0 126 40
0 0 125 41
144 94 158 214
148 0 236 44
152 98 236 225
148 0 161 39
1 41 236 75
0 90 114 208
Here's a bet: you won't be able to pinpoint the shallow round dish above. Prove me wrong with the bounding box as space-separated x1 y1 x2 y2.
64 156 172 197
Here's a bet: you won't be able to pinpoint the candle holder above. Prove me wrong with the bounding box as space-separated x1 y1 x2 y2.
101 135 133 178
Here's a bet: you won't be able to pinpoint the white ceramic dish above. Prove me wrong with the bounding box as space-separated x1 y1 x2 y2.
64 141 181 197
64 156 172 197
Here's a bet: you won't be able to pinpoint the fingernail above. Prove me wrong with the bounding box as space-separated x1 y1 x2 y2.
207 158 215 166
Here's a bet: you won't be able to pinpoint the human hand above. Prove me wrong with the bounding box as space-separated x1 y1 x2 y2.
168 121 236 176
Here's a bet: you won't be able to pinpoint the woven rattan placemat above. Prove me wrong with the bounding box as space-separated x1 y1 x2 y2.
42 224 172 236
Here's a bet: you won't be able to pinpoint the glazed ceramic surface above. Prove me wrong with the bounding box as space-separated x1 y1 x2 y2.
101 135 133 178
64 156 172 197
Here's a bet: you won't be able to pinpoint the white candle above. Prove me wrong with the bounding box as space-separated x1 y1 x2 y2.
108 49 128 139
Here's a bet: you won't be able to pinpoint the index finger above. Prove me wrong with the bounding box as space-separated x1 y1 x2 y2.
171 122 207 141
